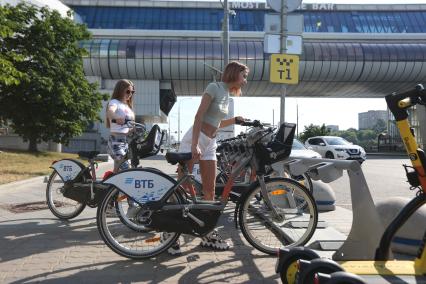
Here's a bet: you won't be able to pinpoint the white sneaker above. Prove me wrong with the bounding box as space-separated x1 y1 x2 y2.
160 232 182 256
200 229 230 250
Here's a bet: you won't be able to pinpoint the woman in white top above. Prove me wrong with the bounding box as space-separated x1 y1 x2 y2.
106 79 135 173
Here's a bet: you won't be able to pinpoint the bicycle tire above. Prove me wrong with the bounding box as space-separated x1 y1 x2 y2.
97 186 182 259
238 177 318 255
46 171 86 220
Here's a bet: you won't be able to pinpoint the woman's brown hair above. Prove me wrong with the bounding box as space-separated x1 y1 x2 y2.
221 61 249 96
106 79 134 128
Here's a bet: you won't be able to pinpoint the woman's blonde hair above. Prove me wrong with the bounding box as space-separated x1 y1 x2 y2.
106 79 134 128
221 61 249 96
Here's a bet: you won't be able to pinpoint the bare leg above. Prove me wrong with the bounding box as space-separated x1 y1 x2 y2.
199 160 216 201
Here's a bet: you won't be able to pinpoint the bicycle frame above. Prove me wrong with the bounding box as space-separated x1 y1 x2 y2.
165 127 285 221
377 85 426 269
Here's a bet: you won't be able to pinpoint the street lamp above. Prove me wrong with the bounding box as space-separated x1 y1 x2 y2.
177 97 193 143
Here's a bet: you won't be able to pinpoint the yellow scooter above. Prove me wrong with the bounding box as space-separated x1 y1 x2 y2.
276 84 426 284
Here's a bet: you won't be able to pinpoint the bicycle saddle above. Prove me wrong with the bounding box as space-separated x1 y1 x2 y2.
165 152 192 165
78 151 100 160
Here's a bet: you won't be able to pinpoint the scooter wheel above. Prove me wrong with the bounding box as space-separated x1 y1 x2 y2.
296 258 344 284
277 247 320 284
315 271 367 284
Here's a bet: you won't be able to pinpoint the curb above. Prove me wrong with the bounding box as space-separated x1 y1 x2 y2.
366 152 407 157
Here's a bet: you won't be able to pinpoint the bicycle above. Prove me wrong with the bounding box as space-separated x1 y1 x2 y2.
46 121 164 221
96 121 318 259
213 122 313 203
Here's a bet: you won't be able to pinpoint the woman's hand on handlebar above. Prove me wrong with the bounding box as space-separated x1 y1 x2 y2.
235 116 248 125
111 118 126 125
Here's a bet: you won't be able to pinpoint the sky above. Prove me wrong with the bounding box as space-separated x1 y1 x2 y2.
165 96 387 141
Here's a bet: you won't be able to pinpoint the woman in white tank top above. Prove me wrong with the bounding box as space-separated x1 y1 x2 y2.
105 79 135 173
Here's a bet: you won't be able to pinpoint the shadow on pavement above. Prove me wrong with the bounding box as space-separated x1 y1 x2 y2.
0 207 280 283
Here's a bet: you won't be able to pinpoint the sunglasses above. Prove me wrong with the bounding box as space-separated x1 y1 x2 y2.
126 89 135 95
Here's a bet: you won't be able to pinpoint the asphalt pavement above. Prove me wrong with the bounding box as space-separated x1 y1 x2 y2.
0 155 423 283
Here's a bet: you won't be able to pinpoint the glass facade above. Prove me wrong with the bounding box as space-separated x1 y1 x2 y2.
72 6 426 33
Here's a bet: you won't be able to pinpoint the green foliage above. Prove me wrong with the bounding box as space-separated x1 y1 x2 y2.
0 4 27 86
372 119 386 133
299 123 330 142
0 3 106 151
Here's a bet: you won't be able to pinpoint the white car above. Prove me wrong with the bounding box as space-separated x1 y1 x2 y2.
304 136 366 163
290 139 321 158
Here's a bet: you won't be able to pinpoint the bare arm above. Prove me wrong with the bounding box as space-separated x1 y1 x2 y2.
191 94 213 157
219 117 236 128
219 116 245 128
106 104 125 125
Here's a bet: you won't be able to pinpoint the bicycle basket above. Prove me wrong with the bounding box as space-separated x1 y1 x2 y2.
255 122 296 167
133 124 164 159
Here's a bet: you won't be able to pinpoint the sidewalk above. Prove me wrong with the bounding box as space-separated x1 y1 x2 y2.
0 155 421 283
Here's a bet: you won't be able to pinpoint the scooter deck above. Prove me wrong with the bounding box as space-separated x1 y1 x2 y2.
340 260 423 275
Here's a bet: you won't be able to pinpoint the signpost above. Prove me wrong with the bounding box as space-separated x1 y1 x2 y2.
269 54 299 84
265 0 302 124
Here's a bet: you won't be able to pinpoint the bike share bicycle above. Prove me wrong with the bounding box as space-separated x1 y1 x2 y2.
276 85 426 284
46 120 164 220
96 121 318 259
215 123 313 197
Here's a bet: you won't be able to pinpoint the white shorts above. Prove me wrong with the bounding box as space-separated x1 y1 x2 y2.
179 126 217 161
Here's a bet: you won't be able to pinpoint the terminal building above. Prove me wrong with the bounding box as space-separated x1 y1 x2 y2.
59 0 426 152
4 0 426 152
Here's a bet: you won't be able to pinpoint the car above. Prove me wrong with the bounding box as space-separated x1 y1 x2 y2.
290 138 321 158
304 136 366 163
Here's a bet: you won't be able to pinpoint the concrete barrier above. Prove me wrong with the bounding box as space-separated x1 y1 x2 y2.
376 197 426 255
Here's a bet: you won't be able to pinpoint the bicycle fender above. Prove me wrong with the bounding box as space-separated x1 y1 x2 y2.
51 159 85 182
102 168 176 204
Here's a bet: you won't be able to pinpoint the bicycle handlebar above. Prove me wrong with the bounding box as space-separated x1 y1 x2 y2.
236 119 263 127
111 119 145 129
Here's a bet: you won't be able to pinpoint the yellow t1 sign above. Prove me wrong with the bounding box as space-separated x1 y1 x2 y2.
269 54 299 84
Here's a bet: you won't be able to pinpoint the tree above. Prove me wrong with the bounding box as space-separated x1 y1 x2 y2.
339 129 359 144
299 124 330 142
0 3 106 151
372 119 387 134
0 5 26 86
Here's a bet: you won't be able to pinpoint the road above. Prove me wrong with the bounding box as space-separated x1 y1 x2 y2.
329 156 418 210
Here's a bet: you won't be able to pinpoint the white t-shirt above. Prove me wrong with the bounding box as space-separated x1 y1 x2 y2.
108 99 135 134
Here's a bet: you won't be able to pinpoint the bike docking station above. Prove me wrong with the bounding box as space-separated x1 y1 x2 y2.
282 157 385 261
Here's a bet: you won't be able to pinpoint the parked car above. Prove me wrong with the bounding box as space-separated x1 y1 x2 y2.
304 136 366 163
290 138 321 158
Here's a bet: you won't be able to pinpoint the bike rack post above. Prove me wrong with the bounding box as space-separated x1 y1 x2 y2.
285 157 388 261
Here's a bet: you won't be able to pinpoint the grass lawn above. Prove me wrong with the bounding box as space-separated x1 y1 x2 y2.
0 149 87 185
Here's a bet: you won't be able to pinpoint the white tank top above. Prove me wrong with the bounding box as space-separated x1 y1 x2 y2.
108 99 135 134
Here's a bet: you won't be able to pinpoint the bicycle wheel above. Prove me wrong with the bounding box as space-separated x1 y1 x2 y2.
238 177 318 255
114 191 148 232
97 186 182 259
46 171 86 220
